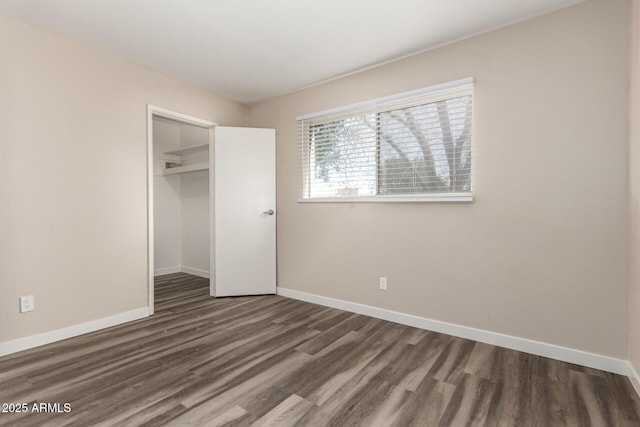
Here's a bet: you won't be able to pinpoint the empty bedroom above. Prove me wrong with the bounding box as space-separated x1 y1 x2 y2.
2 0 640 425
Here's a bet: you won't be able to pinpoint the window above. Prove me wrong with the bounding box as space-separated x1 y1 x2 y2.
297 78 473 202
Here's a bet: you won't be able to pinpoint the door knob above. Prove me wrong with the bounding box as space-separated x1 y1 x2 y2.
262 209 274 215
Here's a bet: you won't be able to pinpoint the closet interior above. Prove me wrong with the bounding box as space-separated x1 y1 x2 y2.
152 116 211 280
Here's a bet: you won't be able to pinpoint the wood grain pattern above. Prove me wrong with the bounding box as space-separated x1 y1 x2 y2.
0 273 638 426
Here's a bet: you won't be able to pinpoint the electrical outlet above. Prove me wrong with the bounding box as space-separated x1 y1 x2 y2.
20 296 34 313
379 277 388 291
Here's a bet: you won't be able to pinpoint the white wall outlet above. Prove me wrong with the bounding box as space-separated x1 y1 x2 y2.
379 277 388 291
20 295 34 313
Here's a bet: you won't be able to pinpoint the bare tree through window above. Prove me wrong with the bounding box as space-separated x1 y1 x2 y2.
305 93 471 198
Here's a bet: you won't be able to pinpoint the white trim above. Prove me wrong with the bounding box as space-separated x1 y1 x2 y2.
154 266 210 278
150 105 218 128
209 127 216 297
147 105 155 315
181 266 210 279
276 287 629 375
297 194 473 203
154 266 182 276
0 307 149 357
296 77 473 121
630 363 640 398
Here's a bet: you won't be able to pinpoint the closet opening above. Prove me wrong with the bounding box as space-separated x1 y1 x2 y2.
147 106 216 315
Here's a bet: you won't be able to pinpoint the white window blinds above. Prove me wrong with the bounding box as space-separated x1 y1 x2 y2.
297 78 473 202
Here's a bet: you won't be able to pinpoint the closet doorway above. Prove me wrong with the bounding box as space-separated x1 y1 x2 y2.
147 106 276 314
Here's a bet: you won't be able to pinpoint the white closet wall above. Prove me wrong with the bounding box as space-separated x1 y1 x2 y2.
153 117 210 277
181 171 209 276
153 119 182 274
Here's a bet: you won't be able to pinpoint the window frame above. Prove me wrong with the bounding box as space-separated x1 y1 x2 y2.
297 78 474 203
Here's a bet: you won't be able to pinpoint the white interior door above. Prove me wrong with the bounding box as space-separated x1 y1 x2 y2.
213 126 276 296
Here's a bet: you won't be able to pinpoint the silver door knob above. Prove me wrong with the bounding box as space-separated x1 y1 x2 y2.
262 209 274 215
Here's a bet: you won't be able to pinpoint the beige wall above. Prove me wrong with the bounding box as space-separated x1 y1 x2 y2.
0 15 247 343
629 0 640 375
249 0 630 358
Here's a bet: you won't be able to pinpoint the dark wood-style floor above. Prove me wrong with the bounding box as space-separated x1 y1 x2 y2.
1 273 639 426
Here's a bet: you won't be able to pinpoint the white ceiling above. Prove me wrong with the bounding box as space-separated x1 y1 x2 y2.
0 0 586 104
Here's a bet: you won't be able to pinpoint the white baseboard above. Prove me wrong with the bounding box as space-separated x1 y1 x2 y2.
181 266 210 279
0 307 150 357
276 287 629 376
154 266 209 279
154 266 181 276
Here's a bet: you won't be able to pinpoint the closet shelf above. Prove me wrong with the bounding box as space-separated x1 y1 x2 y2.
161 162 209 176
163 143 209 157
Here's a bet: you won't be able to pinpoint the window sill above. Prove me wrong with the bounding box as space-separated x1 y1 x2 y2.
296 194 473 203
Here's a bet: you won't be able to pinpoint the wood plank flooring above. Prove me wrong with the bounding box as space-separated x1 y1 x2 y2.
1 273 639 426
